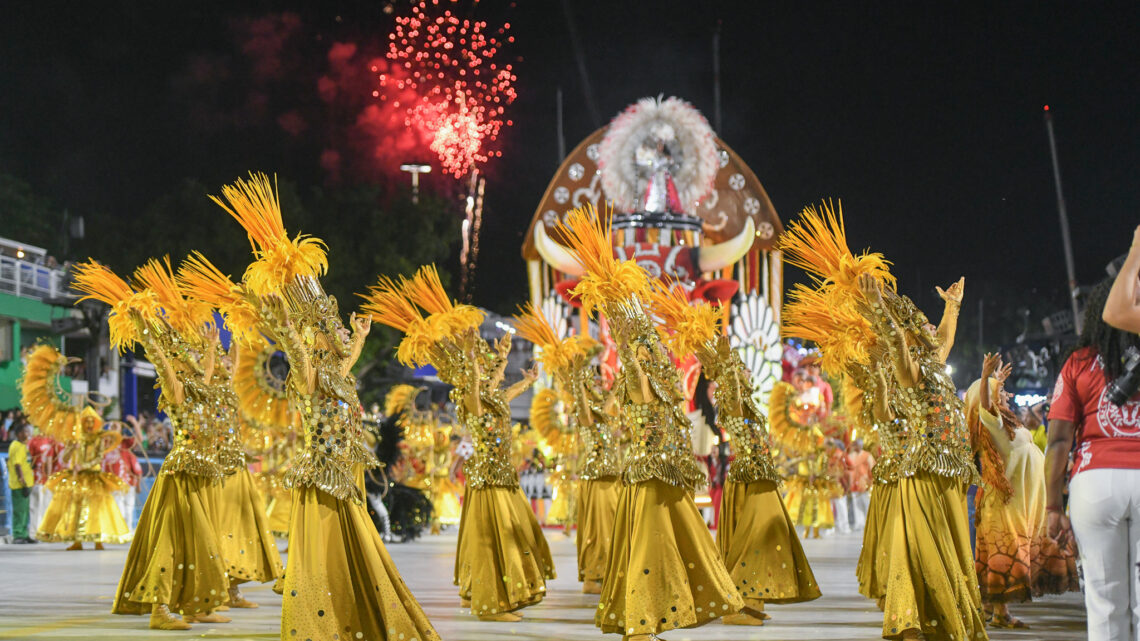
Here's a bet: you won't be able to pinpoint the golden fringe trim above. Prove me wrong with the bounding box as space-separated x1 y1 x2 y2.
622 455 707 493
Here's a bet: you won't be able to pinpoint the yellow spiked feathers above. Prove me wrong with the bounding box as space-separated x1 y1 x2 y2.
358 276 438 368
72 260 158 352
132 256 214 342
554 204 650 318
176 252 261 345
19 344 80 441
210 172 328 296
779 200 895 292
646 282 723 358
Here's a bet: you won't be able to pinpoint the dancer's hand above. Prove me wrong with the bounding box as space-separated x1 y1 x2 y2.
858 273 882 303
1047 509 1073 548
350 312 371 337
981 352 1001 380
936 277 965 306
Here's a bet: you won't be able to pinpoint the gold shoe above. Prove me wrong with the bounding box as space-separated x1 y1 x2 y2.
460 597 471 608
149 604 192 630
582 580 602 594
227 585 258 608
185 611 232 623
478 611 522 622
66 541 83 551
723 612 765 626
214 604 230 612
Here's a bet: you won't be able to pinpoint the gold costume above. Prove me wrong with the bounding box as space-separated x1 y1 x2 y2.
21 345 130 545
548 205 742 638
211 174 440 641
781 202 985 641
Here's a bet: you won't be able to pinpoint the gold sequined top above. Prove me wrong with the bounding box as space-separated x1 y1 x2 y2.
845 362 904 485
208 358 247 474
703 349 781 485
891 349 977 483
451 387 519 489
159 374 224 480
286 348 379 503
616 340 706 492
571 367 621 480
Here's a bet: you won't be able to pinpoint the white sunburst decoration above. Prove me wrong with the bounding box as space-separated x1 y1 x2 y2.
730 292 783 408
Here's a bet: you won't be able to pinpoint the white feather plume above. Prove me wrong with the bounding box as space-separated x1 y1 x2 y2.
597 96 719 214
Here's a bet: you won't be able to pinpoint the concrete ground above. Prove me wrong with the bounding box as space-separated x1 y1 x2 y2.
0 528 1088 640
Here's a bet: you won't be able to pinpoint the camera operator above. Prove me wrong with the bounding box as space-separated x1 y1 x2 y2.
1046 279 1140 640
1103 225 1140 333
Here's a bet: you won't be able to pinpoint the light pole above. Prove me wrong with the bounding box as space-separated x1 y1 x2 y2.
1043 105 1081 334
400 163 432 204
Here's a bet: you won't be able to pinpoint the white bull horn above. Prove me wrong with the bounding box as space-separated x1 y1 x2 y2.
698 217 755 272
534 223 586 276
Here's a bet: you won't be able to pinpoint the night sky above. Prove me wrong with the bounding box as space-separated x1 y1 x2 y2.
3 1 1137 331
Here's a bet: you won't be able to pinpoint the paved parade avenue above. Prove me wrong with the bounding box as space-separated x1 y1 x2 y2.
0 528 1087 640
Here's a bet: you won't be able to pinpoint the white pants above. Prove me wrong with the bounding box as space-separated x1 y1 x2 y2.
114 489 136 531
851 491 871 530
28 485 51 537
832 494 851 534
1069 468 1140 641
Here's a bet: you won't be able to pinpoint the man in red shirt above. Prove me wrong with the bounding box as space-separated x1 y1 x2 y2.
103 433 143 530
27 430 63 539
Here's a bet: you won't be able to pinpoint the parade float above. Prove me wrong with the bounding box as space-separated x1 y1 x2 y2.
520 96 786 410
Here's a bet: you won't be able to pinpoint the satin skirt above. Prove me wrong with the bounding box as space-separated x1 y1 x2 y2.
881 472 985 641
595 479 743 636
429 476 462 526
280 486 440 641
717 479 821 609
39 470 131 544
783 476 838 529
856 481 899 601
208 468 283 584
576 476 620 582
112 471 228 616
454 485 555 615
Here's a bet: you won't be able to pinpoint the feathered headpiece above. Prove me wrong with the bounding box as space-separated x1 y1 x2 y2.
19 344 80 441
71 260 158 352
402 264 485 340
358 276 439 368
132 256 214 343
554 204 650 320
176 251 261 345
778 201 894 373
646 282 723 358
210 172 328 296
513 301 585 374
384 384 422 417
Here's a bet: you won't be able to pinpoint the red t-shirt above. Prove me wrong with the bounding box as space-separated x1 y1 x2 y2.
27 435 63 485
1048 347 1140 478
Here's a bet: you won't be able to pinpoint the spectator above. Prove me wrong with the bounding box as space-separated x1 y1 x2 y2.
847 439 875 530
103 428 142 530
7 423 36 543
1046 279 1140 639
27 429 63 538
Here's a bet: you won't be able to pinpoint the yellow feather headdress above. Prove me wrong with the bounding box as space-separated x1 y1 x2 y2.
71 260 158 352
512 302 580 373
19 344 80 441
646 282 723 358
553 204 650 319
210 172 328 296
402 264 485 339
176 251 261 345
132 256 214 343
778 200 893 374
358 276 439 368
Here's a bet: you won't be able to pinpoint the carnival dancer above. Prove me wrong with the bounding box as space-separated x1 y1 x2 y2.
649 284 820 625
781 201 985 641
550 204 742 641
21 344 132 549
210 173 440 641
965 353 1078 628
69 261 231 630
362 265 552 622
178 255 286 606
515 302 621 594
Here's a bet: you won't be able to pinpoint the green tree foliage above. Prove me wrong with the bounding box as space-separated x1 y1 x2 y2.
0 173 64 252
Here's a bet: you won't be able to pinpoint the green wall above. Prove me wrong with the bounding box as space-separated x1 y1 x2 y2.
0 292 72 410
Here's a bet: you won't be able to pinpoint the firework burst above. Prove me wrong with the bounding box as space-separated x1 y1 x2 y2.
378 0 516 178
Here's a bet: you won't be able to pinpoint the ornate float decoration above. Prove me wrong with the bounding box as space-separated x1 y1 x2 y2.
520 96 784 400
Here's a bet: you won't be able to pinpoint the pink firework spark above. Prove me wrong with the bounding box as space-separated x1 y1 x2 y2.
381 0 516 177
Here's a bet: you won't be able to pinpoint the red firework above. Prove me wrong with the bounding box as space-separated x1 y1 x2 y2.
380 0 516 178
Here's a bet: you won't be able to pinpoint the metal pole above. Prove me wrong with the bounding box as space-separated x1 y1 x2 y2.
712 23 723 133
556 87 567 162
1044 106 1082 334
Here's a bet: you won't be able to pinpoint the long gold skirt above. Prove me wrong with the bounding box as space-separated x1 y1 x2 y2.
576 476 619 582
881 472 985 641
454 485 555 615
280 487 440 641
783 476 837 529
429 475 462 526
112 471 229 616
545 471 577 526
596 479 743 636
210 468 283 584
260 473 292 539
856 481 899 601
39 470 131 544
717 479 820 609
